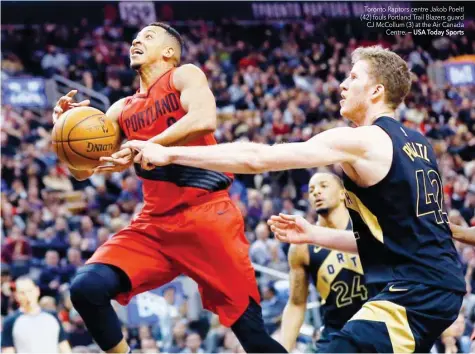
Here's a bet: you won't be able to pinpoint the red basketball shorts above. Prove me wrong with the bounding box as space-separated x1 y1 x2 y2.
87 191 260 326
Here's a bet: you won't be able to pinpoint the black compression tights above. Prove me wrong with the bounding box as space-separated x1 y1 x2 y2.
231 298 288 353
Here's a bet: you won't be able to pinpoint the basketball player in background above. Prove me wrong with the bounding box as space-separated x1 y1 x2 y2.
281 172 379 352
125 46 465 352
52 23 287 353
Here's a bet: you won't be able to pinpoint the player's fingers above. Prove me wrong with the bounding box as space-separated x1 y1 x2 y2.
269 215 292 225
99 156 116 163
134 151 143 164
53 107 63 122
271 221 290 230
71 99 90 107
141 157 148 169
279 213 297 221
295 217 309 230
270 224 286 236
141 156 155 170
271 227 288 242
143 162 155 170
122 140 146 151
93 166 116 173
59 96 74 105
66 90 78 98
115 157 130 165
111 148 131 159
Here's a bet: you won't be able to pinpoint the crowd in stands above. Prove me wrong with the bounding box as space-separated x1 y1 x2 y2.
1 15 474 353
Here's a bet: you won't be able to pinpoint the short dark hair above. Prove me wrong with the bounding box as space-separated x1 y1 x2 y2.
185 330 201 339
148 22 183 49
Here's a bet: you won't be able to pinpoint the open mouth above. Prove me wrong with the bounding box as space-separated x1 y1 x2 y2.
315 199 324 206
131 48 144 55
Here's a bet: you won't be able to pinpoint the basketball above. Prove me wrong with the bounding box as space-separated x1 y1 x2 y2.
51 106 121 170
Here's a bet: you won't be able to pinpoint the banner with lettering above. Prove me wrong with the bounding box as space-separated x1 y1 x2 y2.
2 77 49 108
445 56 475 86
119 2 157 27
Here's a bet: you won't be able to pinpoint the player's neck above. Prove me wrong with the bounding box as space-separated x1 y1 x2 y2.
138 62 175 93
318 205 350 230
360 104 395 126
21 303 41 314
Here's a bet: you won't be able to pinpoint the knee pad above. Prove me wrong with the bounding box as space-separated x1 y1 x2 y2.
70 263 127 308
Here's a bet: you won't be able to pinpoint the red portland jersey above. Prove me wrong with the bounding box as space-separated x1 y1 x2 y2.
118 68 233 215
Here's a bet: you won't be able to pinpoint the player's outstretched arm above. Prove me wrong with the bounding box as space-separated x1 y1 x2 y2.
451 224 475 245
125 126 375 174
148 64 216 146
281 244 310 351
268 214 358 253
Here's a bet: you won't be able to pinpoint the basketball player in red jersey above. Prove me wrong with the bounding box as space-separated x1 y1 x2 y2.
52 23 287 354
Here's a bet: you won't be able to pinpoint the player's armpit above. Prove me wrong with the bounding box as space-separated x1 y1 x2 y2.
148 64 216 146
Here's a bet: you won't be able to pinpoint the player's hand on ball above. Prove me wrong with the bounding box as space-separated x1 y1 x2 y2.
95 148 134 173
267 214 314 244
52 90 90 123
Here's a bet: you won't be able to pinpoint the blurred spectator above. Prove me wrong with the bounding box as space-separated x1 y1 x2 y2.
38 250 63 298
117 176 142 213
79 216 97 252
168 320 188 353
62 247 83 284
249 222 273 266
182 331 204 354
39 295 57 312
140 338 160 353
1 268 14 316
1 225 32 278
260 284 286 335
40 45 69 77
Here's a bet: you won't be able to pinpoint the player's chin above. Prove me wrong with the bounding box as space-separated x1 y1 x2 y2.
340 106 353 120
130 60 143 70
316 206 330 215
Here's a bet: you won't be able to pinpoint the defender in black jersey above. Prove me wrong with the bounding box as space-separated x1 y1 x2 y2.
126 46 465 353
281 173 381 352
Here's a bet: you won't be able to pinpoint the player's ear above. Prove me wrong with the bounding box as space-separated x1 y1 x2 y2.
371 83 385 102
339 189 346 202
162 46 175 60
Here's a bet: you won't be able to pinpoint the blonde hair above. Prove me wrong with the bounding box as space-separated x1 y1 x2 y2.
351 46 411 109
